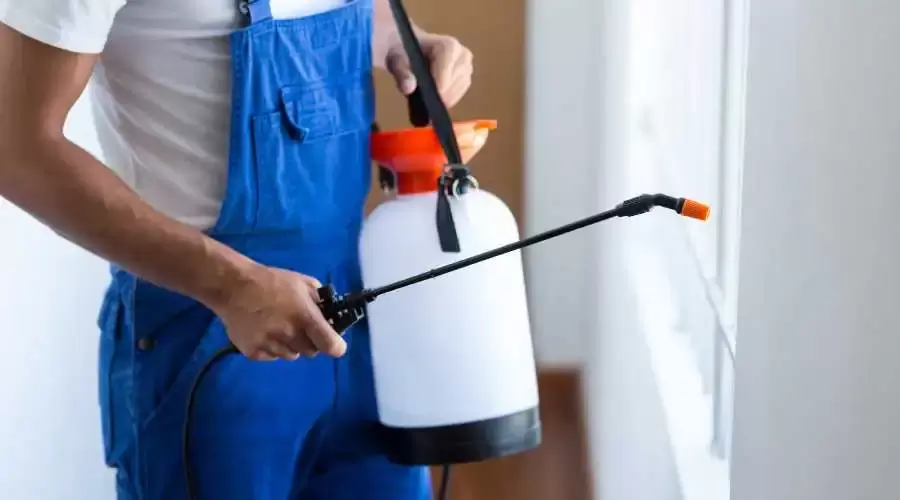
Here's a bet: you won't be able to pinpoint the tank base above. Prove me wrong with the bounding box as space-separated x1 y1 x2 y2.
379 406 542 466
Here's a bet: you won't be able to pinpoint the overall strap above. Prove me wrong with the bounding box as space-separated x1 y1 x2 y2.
239 0 273 24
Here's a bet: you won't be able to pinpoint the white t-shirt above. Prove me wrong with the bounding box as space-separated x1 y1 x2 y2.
0 0 347 229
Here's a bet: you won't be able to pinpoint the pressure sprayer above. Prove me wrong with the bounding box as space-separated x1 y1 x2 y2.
181 0 711 498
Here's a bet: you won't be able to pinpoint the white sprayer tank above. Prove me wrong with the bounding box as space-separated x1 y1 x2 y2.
361 122 541 465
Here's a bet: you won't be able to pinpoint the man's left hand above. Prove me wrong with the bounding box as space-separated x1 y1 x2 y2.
384 33 473 108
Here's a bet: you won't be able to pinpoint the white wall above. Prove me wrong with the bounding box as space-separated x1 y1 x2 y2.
523 0 596 368
0 89 116 499
525 1 682 499
730 1 900 499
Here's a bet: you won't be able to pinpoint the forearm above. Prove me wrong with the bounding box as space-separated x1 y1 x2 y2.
0 135 255 311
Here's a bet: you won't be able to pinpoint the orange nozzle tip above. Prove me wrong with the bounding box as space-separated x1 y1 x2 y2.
681 199 711 221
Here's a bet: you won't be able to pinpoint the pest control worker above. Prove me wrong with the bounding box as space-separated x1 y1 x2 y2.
0 0 472 498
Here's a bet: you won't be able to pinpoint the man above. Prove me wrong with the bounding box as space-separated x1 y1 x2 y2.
0 0 473 498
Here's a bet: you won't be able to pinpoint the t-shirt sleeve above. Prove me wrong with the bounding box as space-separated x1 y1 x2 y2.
0 0 127 54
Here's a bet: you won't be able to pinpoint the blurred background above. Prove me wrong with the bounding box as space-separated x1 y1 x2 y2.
4 0 900 499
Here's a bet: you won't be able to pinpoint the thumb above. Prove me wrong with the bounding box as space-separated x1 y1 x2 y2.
386 51 417 95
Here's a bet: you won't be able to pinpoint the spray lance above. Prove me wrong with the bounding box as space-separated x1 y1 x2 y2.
318 193 710 333
182 0 711 498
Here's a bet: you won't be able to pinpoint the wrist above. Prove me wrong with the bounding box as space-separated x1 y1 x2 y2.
193 240 261 314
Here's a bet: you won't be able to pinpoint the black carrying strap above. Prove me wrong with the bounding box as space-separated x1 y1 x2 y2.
388 0 474 253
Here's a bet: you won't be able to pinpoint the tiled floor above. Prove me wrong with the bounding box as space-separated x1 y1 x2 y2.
429 371 592 500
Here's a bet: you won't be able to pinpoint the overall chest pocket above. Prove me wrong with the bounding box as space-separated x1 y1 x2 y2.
251 74 374 233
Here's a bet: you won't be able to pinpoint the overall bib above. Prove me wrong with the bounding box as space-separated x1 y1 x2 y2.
97 1 431 497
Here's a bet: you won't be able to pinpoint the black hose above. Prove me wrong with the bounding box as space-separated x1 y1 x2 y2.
183 344 239 500
437 464 452 500
181 344 342 500
182 343 450 500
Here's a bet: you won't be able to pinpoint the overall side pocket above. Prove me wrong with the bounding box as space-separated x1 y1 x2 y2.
98 290 128 468
136 311 228 432
136 318 232 499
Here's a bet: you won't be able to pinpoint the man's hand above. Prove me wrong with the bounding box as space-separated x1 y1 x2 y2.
213 265 347 361
384 32 474 108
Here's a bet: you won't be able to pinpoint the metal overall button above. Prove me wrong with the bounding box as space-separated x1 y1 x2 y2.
136 337 155 351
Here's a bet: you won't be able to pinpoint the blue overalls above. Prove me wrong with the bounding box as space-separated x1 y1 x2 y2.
97 1 431 497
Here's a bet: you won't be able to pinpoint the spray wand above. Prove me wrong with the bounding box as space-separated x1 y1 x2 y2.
316 193 710 333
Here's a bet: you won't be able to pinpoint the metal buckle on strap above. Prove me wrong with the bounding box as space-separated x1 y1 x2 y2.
239 0 273 23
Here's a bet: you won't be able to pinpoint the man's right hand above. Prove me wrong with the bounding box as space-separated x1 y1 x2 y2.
213 265 348 361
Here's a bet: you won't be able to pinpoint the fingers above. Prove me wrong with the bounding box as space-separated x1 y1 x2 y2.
292 276 347 358
228 271 347 363
386 51 417 95
279 326 319 358
241 332 304 362
247 351 279 362
304 282 324 304
249 327 322 362
263 341 301 361
385 36 474 107
441 72 472 109
429 40 472 102
300 275 322 289
303 308 348 357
